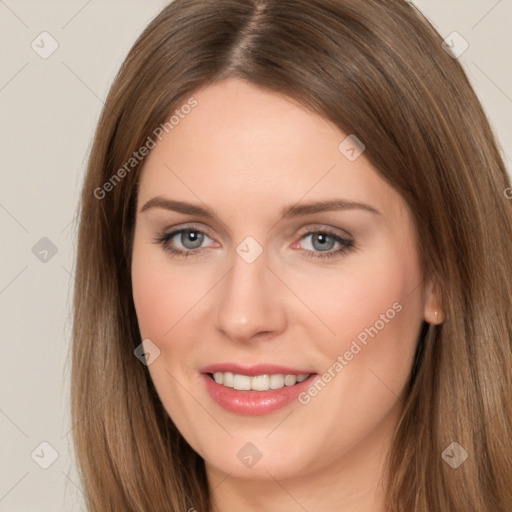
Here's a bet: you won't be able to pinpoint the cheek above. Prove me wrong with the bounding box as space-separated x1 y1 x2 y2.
131 243 182 360
340 233 420 329
131 236 206 341
130 239 201 423
287 246 424 455
131 254 169 341
310 240 423 409
295 237 424 374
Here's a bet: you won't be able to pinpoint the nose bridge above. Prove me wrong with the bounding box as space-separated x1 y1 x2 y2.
215 243 286 341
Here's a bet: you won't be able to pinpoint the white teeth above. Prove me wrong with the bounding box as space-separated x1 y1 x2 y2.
251 374 270 391
270 374 285 389
233 374 251 390
211 372 310 391
284 374 297 386
223 372 234 387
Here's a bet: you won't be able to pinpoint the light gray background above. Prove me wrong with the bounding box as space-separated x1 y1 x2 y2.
0 1 510 510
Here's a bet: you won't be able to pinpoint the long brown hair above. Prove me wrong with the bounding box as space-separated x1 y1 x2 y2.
71 0 512 510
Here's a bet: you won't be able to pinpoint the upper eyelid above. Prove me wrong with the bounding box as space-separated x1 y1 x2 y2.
296 224 353 239
164 223 215 239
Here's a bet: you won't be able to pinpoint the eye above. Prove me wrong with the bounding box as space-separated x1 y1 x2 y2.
175 229 206 250
153 225 355 260
294 229 355 260
154 226 215 257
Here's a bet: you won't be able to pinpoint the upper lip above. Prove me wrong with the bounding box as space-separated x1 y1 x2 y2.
200 363 314 376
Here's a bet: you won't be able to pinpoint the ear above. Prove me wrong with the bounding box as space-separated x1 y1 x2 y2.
423 278 444 325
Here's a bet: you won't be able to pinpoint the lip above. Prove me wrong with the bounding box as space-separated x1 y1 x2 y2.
199 363 313 376
200 364 317 416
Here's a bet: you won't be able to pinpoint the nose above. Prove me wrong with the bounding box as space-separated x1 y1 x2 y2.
214 247 287 343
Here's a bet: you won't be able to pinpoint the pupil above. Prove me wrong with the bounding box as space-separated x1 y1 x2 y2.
182 230 203 249
312 233 333 251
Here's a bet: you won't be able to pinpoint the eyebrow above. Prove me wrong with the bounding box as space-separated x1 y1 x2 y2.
140 196 381 218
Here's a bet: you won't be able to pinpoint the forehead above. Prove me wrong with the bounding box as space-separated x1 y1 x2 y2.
137 77 403 221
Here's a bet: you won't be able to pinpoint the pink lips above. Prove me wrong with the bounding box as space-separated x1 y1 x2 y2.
200 363 312 376
200 363 316 416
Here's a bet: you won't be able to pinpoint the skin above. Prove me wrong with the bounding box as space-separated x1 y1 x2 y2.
131 77 444 512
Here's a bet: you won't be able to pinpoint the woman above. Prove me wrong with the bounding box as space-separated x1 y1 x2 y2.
71 0 512 510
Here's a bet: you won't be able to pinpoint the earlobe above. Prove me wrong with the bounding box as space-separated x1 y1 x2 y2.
424 280 444 324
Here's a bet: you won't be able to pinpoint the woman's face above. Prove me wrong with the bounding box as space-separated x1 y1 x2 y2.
131 77 440 483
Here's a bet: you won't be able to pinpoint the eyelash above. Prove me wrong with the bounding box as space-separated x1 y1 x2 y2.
153 225 355 260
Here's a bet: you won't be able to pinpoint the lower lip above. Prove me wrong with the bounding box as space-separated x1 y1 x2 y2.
202 373 317 416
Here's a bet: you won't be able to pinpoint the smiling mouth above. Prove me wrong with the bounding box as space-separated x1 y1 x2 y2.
207 372 311 391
